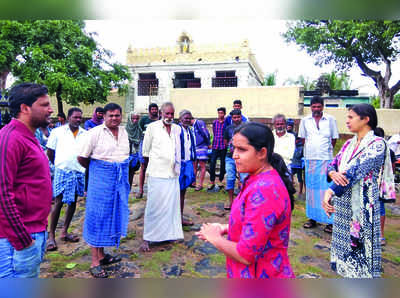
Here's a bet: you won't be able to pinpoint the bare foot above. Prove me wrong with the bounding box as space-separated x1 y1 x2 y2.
140 240 150 252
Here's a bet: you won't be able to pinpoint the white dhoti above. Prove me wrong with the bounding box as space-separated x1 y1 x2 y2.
143 176 183 242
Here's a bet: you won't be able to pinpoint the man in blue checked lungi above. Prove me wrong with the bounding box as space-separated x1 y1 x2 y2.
78 103 130 278
140 102 183 252
46 107 86 252
298 96 339 234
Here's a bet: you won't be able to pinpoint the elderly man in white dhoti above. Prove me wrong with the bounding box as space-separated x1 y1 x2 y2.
140 102 183 252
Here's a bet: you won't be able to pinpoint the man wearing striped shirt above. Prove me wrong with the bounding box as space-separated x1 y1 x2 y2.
0 83 53 278
208 107 227 192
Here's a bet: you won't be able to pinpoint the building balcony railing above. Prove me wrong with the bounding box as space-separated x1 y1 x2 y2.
212 77 238 87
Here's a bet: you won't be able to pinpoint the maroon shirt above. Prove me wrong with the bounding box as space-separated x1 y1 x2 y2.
0 119 52 250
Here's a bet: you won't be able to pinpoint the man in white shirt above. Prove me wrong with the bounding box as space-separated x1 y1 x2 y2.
178 110 196 226
298 96 339 233
388 133 400 157
46 107 86 252
78 103 130 278
140 102 183 252
272 114 295 168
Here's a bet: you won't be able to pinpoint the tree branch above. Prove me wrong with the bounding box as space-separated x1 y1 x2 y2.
390 79 400 96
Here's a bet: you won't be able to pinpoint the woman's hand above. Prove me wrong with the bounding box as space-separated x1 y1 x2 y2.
322 189 335 217
195 223 225 244
329 170 349 186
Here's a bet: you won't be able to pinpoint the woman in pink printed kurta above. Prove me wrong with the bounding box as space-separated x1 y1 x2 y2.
197 122 295 278
226 169 294 278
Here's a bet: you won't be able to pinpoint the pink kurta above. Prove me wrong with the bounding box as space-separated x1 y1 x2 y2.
227 169 295 278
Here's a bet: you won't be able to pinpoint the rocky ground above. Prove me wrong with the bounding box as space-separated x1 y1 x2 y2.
39 177 400 278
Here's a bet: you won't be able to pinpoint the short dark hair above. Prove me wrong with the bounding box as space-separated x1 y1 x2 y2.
349 103 378 130
57 112 66 119
374 127 385 138
104 103 122 114
148 103 158 111
233 99 242 106
8 83 48 118
310 96 324 106
95 107 104 114
217 107 226 114
67 107 83 118
230 109 242 116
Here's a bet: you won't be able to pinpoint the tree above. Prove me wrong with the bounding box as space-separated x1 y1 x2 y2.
0 21 26 90
0 20 131 114
284 74 316 90
284 20 400 108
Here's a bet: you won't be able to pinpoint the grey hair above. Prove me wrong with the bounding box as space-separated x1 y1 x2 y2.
272 113 286 124
179 109 192 119
160 102 174 112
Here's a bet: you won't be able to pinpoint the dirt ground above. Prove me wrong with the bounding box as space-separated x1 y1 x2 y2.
39 174 400 278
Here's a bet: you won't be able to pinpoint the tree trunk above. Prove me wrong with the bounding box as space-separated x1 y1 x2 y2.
56 85 64 115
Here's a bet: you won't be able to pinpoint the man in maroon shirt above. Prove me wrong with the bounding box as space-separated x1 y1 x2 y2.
0 83 53 278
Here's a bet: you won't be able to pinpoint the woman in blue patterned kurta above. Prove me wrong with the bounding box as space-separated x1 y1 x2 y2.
323 104 396 278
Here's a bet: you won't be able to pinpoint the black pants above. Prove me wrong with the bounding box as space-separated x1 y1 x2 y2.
209 148 227 183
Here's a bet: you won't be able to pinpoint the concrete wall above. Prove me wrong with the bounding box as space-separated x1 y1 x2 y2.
170 86 303 119
303 107 400 136
49 92 129 121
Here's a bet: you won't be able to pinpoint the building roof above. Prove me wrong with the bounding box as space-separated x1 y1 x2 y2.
126 33 264 83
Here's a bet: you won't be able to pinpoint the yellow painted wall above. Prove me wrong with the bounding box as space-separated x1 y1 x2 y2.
303 107 400 136
170 86 303 119
49 92 127 120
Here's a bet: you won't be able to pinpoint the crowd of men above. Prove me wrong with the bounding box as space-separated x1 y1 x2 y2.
2 82 398 278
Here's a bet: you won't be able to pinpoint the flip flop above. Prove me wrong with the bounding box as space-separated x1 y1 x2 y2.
323 224 333 234
303 219 317 229
99 254 122 266
89 265 108 278
60 234 80 242
195 186 203 191
46 239 58 251
182 219 194 226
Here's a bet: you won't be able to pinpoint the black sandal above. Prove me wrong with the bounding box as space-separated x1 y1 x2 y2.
99 254 122 266
324 224 333 234
89 265 108 278
303 219 317 229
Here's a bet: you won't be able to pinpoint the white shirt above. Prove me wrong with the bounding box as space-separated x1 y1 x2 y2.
79 123 129 163
182 126 192 161
388 134 400 156
142 120 181 178
298 113 339 160
273 130 295 166
47 125 86 173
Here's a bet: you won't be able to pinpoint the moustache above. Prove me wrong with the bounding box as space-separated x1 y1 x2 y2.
312 111 322 117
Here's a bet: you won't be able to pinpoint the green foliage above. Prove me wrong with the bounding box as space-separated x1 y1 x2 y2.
0 20 131 112
284 20 400 108
284 74 316 90
371 94 400 109
263 71 277 86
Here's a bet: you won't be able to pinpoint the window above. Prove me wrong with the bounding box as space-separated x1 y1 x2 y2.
325 104 339 108
138 73 158 96
173 72 201 88
212 71 237 87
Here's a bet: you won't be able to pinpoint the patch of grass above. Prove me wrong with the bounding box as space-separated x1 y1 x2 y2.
183 226 192 232
188 191 226 205
334 138 347 156
75 262 91 271
384 228 400 249
130 253 139 260
209 253 226 266
46 248 91 262
141 248 175 277
121 231 137 244
181 261 209 278
195 208 215 218
291 207 308 229
382 252 400 264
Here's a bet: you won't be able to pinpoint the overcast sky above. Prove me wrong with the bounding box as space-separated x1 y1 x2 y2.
85 19 400 96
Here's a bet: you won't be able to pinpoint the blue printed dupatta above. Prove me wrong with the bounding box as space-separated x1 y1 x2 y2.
83 158 130 248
